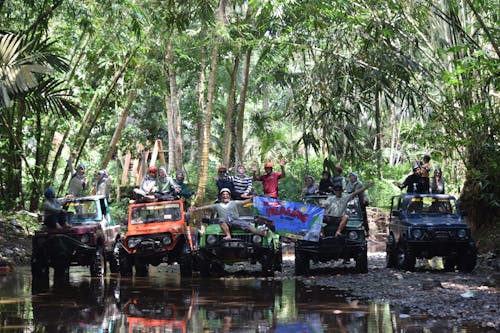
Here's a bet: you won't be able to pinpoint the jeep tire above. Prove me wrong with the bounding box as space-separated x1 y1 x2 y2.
119 252 133 276
355 251 368 273
135 262 149 277
260 251 275 277
443 256 456 272
294 248 309 275
179 256 193 277
108 241 120 274
396 242 415 271
457 253 476 273
386 234 397 268
90 247 106 277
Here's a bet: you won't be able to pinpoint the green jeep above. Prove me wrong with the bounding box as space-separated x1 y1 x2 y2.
294 195 368 275
197 203 282 277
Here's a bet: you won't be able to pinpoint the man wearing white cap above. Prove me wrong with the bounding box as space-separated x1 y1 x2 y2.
190 188 266 240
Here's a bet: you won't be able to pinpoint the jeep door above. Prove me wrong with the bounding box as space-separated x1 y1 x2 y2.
99 198 120 251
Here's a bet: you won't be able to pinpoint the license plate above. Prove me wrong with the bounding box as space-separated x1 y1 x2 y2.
223 242 244 248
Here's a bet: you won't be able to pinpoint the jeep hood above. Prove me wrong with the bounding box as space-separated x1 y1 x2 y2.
405 215 466 227
126 222 185 237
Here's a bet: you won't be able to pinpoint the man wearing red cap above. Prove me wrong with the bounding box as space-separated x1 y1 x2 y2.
252 159 286 199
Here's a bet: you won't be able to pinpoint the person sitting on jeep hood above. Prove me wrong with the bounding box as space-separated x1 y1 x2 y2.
41 188 68 229
190 188 266 240
323 182 374 237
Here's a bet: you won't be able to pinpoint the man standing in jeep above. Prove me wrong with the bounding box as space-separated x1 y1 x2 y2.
323 182 374 237
252 160 286 199
190 188 267 240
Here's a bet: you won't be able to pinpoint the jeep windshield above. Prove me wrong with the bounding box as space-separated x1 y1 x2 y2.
64 200 101 223
131 203 182 225
403 197 458 216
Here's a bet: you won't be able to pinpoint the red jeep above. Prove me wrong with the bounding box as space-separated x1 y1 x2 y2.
116 199 198 277
31 195 121 282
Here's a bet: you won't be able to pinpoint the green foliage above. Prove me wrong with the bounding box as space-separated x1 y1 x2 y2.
109 197 131 226
0 211 39 232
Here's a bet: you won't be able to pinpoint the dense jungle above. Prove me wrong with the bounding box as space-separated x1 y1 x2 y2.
0 0 498 244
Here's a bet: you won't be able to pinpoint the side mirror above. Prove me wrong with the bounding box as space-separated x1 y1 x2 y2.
392 210 401 217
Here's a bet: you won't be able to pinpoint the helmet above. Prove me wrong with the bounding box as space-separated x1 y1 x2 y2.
149 165 158 173
335 164 343 173
412 163 420 170
76 163 85 170
219 188 231 194
44 188 55 198
264 162 273 168
217 165 227 171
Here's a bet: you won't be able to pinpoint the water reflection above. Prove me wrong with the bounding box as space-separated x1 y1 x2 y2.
0 266 491 332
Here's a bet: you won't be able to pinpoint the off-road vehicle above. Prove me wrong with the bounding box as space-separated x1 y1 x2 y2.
294 195 368 275
116 199 198 277
197 203 282 277
31 195 121 281
386 193 476 272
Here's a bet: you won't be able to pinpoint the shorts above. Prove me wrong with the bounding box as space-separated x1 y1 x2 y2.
323 216 344 224
222 218 251 231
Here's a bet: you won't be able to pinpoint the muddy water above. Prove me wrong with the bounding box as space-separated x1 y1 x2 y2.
0 264 490 333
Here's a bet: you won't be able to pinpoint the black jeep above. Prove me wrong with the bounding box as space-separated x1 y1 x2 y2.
31 195 121 282
294 195 368 275
386 193 476 272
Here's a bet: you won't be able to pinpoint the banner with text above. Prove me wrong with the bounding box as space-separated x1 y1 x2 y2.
253 196 324 242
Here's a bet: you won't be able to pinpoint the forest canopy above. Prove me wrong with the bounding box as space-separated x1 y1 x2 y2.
0 0 498 229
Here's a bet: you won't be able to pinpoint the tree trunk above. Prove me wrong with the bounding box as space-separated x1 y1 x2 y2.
374 88 382 180
164 39 175 173
58 49 136 193
194 0 226 205
166 40 183 171
196 49 206 175
222 52 240 167
235 48 251 166
101 71 140 169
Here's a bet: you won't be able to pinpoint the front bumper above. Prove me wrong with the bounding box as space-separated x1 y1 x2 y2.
32 234 97 266
296 236 367 261
199 239 271 263
406 239 476 258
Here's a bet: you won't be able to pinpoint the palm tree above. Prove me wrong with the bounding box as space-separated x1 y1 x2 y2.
0 32 79 210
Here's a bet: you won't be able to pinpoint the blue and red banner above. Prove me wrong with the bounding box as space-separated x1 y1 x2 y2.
253 196 324 242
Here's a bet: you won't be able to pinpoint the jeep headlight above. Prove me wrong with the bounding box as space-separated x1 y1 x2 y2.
252 235 262 244
162 235 172 245
127 237 141 248
457 229 467 239
80 234 90 244
411 229 423 240
207 234 217 245
347 231 359 240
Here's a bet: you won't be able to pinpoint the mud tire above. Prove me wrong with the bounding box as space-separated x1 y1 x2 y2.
90 247 106 277
294 248 309 275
